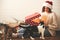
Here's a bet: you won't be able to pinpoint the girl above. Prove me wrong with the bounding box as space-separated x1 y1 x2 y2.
40 1 57 37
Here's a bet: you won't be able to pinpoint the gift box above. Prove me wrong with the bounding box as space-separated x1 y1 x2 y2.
25 12 41 26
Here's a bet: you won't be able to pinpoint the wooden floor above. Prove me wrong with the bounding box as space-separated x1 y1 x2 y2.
0 37 60 40
0 27 60 40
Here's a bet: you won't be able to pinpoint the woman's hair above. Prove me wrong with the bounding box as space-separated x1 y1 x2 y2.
42 6 52 13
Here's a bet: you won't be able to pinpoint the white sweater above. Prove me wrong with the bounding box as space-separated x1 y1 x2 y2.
40 12 57 36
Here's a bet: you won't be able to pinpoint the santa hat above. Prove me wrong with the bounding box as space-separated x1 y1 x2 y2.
43 0 53 9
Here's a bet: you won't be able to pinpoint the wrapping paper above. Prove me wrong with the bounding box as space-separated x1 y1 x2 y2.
25 12 41 26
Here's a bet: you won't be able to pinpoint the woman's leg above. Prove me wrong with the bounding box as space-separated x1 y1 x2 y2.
44 28 51 37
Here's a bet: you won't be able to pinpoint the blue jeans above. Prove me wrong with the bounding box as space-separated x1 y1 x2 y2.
44 28 51 37
17 28 25 37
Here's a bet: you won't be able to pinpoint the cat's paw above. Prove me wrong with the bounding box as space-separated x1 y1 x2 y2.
30 37 35 40
40 37 45 39
0 31 2 34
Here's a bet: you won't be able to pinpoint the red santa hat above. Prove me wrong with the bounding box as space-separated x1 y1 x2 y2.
43 0 53 9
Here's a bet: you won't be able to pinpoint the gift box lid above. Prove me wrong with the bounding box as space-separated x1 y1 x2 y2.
25 12 41 20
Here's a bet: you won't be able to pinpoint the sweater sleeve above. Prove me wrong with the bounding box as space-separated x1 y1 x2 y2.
48 13 58 30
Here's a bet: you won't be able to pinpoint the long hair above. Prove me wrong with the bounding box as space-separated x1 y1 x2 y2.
42 6 52 13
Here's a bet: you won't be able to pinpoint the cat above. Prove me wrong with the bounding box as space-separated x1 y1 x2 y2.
37 21 45 39
30 21 45 40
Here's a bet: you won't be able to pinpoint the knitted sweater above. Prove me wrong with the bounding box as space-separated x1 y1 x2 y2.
40 12 57 36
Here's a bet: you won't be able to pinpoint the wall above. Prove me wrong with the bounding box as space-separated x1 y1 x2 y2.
0 0 60 30
53 0 60 30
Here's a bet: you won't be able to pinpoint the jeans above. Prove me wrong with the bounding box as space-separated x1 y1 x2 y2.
17 28 25 37
44 28 51 37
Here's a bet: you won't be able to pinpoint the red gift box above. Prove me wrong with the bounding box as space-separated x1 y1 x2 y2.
25 12 41 26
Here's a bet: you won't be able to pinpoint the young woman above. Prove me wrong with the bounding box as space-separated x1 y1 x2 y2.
40 1 57 37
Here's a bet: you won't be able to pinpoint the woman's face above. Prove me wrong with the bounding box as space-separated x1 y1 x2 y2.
44 7 49 12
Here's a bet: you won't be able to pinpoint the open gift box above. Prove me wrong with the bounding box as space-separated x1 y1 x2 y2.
25 12 41 26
